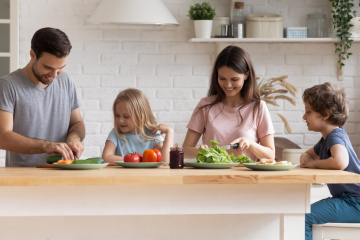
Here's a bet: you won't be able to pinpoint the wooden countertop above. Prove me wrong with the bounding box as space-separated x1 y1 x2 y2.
1 166 360 186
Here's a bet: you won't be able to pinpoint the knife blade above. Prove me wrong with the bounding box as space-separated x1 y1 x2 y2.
221 143 239 149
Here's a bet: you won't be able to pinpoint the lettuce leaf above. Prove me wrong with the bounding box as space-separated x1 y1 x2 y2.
196 140 253 163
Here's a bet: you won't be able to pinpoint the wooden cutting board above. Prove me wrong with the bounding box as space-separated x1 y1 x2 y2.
36 164 57 168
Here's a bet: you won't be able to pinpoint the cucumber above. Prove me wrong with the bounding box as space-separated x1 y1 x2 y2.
72 157 104 164
46 155 62 164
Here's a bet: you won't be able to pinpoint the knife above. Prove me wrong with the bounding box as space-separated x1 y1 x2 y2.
221 143 239 149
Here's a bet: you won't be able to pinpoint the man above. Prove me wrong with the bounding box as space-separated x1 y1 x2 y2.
0 27 85 167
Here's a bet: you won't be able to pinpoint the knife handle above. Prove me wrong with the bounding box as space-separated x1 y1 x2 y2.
231 143 239 149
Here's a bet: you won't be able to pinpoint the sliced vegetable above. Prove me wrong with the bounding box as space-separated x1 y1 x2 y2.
46 155 62 164
72 157 104 164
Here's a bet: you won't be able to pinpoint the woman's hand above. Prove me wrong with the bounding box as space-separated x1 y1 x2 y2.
231 137 252 151
199 144 208 151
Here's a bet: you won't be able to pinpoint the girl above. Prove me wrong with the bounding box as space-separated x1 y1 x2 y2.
183 45 275 161
102 88 173 165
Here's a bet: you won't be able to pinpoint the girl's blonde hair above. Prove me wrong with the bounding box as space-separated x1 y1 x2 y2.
113 88 158 143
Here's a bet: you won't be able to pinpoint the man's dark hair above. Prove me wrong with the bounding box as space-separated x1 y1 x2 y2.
31 27 72 58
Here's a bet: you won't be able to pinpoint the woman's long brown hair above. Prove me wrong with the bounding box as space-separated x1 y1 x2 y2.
199 45 260 124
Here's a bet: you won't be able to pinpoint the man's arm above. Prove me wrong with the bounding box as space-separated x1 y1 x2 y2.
0 109 75 160
66 108 85 159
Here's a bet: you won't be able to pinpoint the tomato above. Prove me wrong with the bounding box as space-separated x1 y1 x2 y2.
124 153 140 163
152 149 162 162
142 149 157 162
136 153 143 162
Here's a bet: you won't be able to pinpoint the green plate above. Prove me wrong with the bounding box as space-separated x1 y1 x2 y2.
243 163 298 171
186 162 239 169
114 161 166 168
54 163 109 170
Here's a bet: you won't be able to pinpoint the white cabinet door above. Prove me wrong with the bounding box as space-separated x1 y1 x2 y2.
0 0 18 166
0 0 18 76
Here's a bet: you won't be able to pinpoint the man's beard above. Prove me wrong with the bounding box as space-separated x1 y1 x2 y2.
31 64 53 85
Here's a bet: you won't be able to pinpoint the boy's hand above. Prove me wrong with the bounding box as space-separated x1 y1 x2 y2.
300 153 316 168
300 158 313 168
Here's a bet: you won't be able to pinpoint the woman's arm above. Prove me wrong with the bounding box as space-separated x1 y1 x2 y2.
183 129 206 159
102 140 124 166
231 134 275 160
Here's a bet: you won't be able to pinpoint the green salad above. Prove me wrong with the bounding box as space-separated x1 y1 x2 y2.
196 140 254 163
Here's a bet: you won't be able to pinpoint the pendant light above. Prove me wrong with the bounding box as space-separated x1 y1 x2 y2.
87 0 179 26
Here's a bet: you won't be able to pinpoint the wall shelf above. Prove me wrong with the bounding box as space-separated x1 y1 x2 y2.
188 37 360 43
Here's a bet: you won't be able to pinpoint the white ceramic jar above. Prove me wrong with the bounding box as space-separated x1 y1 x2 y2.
245 13 283 38
211 17 230 37
282 149 307 164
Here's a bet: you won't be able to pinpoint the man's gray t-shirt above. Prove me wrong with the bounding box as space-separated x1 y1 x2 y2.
0 69 80 167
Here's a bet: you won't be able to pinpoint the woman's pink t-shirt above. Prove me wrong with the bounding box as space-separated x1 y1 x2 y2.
186 96 275 161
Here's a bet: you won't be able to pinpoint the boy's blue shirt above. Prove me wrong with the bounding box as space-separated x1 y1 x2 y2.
314 127 360 200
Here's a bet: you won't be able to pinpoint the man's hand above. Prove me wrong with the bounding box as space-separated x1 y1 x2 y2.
66 136 84 159
44 142 75 160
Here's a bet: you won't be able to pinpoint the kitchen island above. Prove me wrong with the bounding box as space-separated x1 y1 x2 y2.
0 166 359 240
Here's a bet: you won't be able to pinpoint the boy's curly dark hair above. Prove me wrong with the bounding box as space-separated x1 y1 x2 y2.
303 82 348 127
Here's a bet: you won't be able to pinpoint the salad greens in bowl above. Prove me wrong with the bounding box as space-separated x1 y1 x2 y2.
196 140 254 164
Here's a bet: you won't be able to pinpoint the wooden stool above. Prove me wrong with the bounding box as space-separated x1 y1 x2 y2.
313 223 360 240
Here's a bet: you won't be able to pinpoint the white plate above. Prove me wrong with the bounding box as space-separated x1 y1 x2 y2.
114 161 166 168
186 162 239 169
243 163 298 171
54 163 109 170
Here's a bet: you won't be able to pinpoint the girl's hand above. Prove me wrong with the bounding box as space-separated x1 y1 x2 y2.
231 138 252 151
152 123 173 135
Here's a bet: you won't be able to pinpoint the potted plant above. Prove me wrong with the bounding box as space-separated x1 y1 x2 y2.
329 0 360 74
188 2 216 38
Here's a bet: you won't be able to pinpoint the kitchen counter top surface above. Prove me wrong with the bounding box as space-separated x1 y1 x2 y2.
1 165 360 186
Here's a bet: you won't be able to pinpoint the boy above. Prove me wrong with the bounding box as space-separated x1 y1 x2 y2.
300 82 360 240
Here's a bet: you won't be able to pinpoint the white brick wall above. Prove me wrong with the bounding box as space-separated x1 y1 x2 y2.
1 0 360 166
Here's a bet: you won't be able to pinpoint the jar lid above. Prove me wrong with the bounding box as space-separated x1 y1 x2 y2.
245 13 283 22
235 2 244 9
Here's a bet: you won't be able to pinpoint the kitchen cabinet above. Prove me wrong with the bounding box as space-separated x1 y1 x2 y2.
0 166 359 240
0 0 18 77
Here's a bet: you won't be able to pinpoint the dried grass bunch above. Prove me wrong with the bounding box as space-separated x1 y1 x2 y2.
258 75 298 133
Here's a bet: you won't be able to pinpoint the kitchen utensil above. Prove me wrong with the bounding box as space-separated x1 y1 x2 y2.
221 143 239 149
221 24 231 36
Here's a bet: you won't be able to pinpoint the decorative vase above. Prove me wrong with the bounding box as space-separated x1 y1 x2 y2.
194 20 213 38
